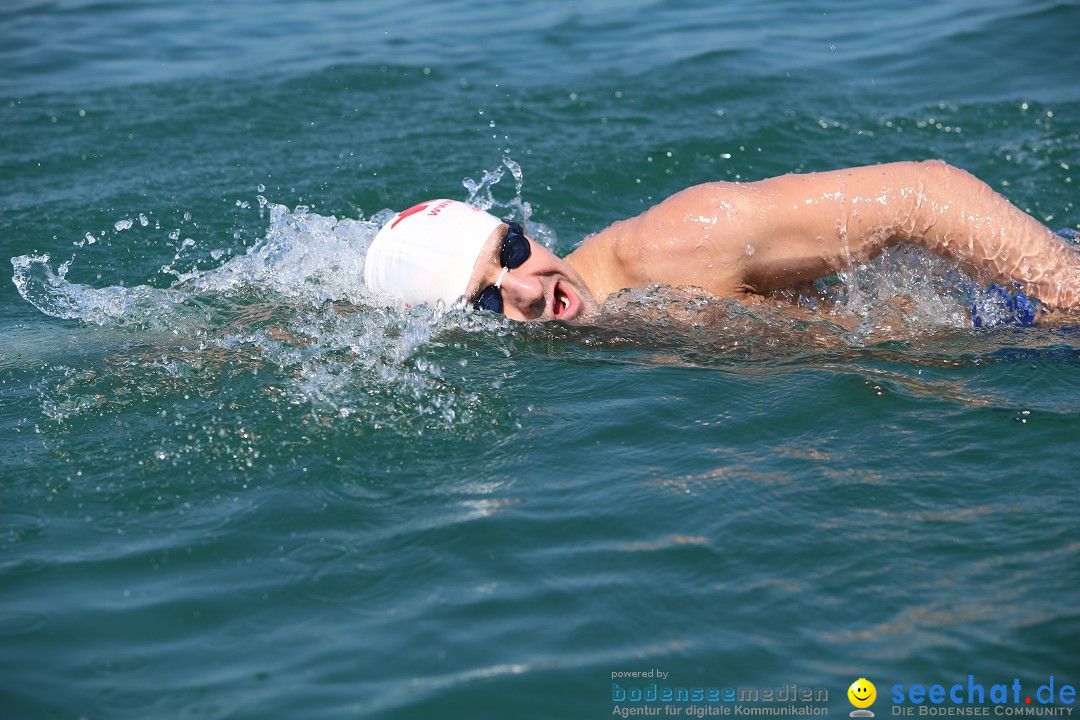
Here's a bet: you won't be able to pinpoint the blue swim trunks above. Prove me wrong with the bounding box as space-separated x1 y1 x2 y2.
970 283 1040 327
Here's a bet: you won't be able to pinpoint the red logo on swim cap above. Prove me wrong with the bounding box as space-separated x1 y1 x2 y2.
390 201 432 229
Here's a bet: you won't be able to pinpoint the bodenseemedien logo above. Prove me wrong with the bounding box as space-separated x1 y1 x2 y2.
849 678 877 717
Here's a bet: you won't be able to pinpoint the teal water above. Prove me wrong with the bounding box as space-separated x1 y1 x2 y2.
3 1 1080 718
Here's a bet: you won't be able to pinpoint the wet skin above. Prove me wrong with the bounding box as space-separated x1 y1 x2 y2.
468 161 1080 322
466 223 601 322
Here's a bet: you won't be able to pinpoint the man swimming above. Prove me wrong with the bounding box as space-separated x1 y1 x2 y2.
363 160 1080 322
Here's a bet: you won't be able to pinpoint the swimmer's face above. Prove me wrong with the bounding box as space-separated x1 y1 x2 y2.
466 223 599 322
848 679 876 709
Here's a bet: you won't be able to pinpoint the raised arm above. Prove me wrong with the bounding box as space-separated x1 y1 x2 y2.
574 161 1080 309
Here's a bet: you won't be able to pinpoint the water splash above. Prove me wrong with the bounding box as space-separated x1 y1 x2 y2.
173 201 385 304
824 245 974 337
463 157 559 251
10 167 542 431
12 254 205 330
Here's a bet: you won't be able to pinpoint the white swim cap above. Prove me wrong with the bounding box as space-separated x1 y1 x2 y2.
364 199 503 307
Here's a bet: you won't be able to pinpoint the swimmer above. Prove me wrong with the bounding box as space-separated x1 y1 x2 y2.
363 160 1080 322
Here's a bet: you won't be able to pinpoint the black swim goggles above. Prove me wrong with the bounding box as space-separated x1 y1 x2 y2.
472 220 531 314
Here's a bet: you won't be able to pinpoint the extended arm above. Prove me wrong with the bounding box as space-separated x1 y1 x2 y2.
576 161 1080 308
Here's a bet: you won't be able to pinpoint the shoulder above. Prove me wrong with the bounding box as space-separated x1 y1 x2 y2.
567 182 756 300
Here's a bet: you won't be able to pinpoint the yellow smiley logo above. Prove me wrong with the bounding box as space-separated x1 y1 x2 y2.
848 678 877 709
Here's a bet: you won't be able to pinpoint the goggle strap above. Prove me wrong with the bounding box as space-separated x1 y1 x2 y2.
494 267 510 289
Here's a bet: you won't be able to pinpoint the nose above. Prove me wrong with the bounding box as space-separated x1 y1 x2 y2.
498 269 545 319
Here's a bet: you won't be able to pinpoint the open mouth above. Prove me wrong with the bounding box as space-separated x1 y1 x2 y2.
551 280 577 320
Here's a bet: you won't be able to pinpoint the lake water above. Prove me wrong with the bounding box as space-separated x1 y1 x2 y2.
2 1 1079 718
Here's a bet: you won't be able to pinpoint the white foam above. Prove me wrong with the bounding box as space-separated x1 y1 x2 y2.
176 202 386 304
12 253 195 329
